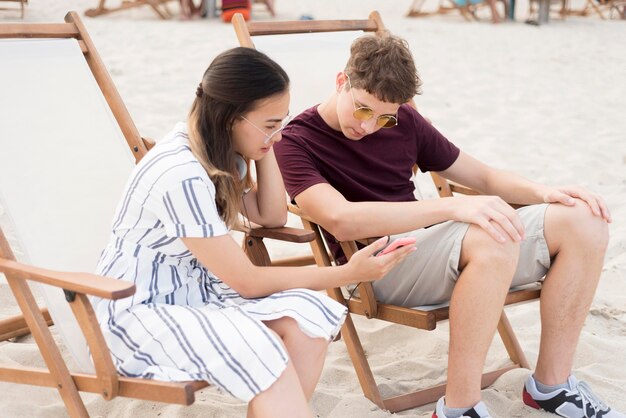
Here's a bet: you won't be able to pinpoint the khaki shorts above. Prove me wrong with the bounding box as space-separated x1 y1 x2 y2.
372 204 551 307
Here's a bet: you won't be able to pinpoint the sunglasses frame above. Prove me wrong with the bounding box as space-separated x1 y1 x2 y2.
345 74 398 129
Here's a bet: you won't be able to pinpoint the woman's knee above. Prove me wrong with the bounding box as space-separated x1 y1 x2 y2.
265 317 327 354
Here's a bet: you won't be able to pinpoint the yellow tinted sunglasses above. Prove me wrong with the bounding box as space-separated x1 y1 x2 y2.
346 74 398 129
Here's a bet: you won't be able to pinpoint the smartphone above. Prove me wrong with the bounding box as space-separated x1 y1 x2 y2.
374 236 417 257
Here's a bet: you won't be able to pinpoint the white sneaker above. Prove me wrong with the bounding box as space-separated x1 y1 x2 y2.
523 374 625 418
432 396 492 418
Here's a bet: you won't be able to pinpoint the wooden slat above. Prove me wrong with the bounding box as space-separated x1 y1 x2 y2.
0 309 52 341
246 19 379 36
68 294 118 400
0 258 135 300
245 226 315 243
0 366 208 405
270 255 315 267
3 278 88 416
65 12 148 163
347 299 437 330
382 363 519 412
0 23 79 38
340 241 379 319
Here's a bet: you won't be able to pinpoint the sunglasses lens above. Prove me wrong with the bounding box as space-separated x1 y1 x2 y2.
353 107 374 121
378 116 398 128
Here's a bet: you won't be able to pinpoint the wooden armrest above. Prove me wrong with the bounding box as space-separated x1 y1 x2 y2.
246 226 314 243
0 258 135 300
234 224 315 243
448 182 480 196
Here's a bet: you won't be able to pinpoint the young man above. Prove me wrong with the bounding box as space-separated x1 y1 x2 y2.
273 33 621 418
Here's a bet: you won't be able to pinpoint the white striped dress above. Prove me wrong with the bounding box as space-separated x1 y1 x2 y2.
92 123 347 401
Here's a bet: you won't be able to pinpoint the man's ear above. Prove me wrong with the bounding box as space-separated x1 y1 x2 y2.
335 72 347 93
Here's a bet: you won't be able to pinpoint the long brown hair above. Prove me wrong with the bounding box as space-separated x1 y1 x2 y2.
188 47 289 228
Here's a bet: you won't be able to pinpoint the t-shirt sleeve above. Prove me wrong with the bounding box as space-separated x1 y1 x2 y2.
153 176 229 238
412 109 461 173
274 131 328 201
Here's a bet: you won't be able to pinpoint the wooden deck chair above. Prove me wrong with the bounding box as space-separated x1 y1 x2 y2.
233 11 543 413
407 0 508 23
253 0 276 17
0 0 27 19
85 0 175 19
0 12 216 417
564 0 625 18
0 13 314 417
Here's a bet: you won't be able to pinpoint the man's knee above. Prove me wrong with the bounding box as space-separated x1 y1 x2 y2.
546 203 609 254
459 224 521 273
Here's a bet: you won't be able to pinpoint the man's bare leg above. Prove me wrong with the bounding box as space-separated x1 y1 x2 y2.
445 224 520 407
534 202 609 385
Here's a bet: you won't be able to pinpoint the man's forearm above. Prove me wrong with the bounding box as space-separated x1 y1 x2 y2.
326 198 455 241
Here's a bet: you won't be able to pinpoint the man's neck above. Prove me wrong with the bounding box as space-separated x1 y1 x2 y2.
316 94 341 132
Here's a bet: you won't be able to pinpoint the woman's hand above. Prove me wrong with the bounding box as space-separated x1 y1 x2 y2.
344 236 416 284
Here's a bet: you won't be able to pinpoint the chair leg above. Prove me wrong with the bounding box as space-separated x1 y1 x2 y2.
5 277 88 417
336 311 386 409
497 310 531 369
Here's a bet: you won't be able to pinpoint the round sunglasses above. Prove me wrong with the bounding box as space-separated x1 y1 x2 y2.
345 74 398 129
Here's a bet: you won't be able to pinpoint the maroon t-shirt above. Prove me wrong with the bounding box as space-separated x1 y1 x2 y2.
274 104 460 261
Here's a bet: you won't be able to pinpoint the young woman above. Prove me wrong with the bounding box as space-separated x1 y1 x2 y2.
92 47 414 418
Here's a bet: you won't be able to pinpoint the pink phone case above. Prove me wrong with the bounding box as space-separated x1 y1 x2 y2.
376 237 416 256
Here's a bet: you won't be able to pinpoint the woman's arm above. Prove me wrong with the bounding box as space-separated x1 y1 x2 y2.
240 148 288 227
181 234 413 299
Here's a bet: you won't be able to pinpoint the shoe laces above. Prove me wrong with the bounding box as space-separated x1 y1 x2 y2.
575 380 609 413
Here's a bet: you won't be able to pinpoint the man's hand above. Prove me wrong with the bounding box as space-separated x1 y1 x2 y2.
542 186 612 223
450 195 525 243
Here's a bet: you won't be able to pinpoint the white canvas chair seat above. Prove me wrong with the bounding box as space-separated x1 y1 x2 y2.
0 37 135 373
0 13 209 417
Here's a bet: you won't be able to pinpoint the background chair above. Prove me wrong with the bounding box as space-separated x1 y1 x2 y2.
233 11 542 413
85 0 175 19
0 0 27 19
565 0 626 18
407 0 509 23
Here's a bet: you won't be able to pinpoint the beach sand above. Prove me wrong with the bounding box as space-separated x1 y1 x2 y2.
1 0 625 416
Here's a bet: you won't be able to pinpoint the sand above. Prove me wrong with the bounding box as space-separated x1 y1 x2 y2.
1 0 625 416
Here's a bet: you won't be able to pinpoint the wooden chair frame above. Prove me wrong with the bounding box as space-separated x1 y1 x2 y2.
407 0 508 23
568 0 626 18
0 11 315 417
233 11 542 412
85 0 175 19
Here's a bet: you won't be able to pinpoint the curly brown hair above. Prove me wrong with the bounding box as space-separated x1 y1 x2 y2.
344 32 422 104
